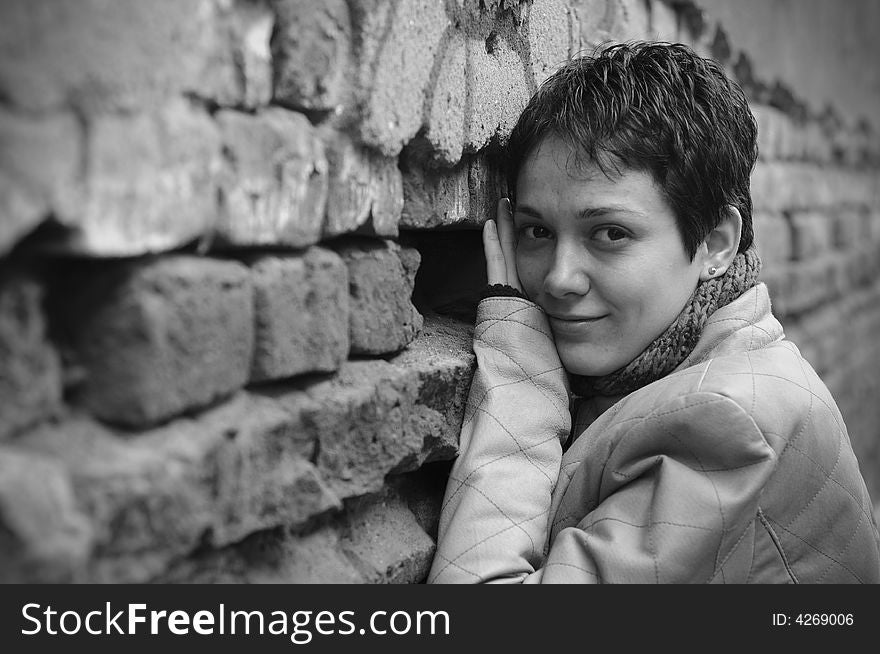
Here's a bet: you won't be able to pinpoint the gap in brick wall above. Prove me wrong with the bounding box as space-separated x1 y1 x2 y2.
401 228 487 324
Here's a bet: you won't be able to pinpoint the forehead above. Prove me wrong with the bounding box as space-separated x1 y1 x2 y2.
515 137 669 214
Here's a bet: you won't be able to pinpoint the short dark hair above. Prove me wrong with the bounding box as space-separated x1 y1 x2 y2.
505 41 758 259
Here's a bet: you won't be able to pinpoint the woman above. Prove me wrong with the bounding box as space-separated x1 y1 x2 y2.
428 42 880 583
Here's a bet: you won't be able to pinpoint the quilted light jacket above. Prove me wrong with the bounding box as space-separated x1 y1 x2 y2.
428 284 880 583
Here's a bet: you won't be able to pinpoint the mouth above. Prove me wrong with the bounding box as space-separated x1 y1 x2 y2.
546 313 607 333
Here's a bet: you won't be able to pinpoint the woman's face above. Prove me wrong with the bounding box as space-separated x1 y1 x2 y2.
514 137 705 376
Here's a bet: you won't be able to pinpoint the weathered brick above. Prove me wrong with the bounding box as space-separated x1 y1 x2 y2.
648 0 679 41
788 211 834 260
158 525 365 583
401 160 470 229
0 273 62 440
465 34 531 153
401 153 506 229
527 0 572 87
336 240 423 355
784 257 840 316
751 162 834 212
350 0 449 156
752 104 786 161
420 30 468 166
62 98 220 256
249 247 349 382
340 490 435 583
54 256 254 428
570 0 646 48
272 0 352 112
216 108 328 248
751 211 792 270
758 267 790 318
387 314 476 467
0 447 93 583
0 109 81 255
831 208 869 250
17 391 338 582
269 315 474 500
322 129 402 238
294 360 423 498
0 0 252 114
207 0 273 108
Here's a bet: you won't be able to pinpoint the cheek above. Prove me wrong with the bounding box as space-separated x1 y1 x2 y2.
515 249 545 297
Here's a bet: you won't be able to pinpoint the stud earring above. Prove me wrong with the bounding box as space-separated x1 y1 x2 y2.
708 266 717 276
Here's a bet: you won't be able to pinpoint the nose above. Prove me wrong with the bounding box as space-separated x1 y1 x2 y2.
543 241 590 298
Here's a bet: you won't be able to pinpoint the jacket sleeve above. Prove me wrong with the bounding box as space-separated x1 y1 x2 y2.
429 296 780 584
428 296 570 583
536 390 779 583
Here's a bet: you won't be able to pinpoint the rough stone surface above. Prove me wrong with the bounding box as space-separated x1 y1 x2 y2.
267 315 474 500
15 392 338 582
59 98 220 256
216 108 328 248
788 211 834 260
336 240 423 354
340 490 435 583
751 162 835 212
751 211 792 270
350 0 450 156
249 247 350 382
0 273 62 440
0 447 93 583
465 34 531 153
0 0 248 114
649 0 679 40
832 208 870 250
420 30 468 166
158 525 365 583
401 154 506 229
272 0 352 113
0 109 82 255
783 256 841 316
322 129 402 238
53 256 254 429
526 0 572 87
208 0 274 108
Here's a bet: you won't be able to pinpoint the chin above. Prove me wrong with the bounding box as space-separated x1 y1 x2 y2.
557 350 622 377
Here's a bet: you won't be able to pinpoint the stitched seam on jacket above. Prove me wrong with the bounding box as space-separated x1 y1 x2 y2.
439 429 558 513
542 560 601 582
462 364 567 429
431 499 547 580
469 341 568 423
654 417 728 574
757 507 799 584
785 441 874 524
765 515 864 583
707 517 757 583
551 393 773 533
779 404 844 531
816 508 866 583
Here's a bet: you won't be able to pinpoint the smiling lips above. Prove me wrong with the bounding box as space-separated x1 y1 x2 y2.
546 313 607 335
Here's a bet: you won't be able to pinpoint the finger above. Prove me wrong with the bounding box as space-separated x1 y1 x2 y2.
483 219 507 285
495 198 523 290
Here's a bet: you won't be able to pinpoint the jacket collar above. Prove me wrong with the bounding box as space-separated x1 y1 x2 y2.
677 282 784 371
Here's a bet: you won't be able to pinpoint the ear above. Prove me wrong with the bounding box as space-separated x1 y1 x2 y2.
698 206 742 281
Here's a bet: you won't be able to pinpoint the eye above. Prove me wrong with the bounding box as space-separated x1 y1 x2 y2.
593 225 630 243
520 225 553 240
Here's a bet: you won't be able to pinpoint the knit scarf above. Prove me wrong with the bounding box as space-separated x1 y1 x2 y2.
570 247 762 398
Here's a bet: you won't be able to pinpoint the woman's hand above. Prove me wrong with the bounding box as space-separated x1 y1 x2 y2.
483 198 523 291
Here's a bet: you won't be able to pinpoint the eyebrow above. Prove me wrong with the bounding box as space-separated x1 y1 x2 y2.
513 204 647 220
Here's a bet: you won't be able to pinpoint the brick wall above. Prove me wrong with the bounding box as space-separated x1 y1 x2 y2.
1 0 879 582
